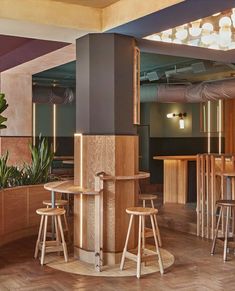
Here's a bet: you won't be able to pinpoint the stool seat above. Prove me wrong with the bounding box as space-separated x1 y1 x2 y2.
139 194 157 201
126 207 158 216
36 208 65 216
216 200 235 207
43 200 68 207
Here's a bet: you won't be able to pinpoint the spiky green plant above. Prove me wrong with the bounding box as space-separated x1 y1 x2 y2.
22 136 54 185
0 93 8 129
0 151 22 188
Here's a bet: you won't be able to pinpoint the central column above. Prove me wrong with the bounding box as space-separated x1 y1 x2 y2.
74 33 139 264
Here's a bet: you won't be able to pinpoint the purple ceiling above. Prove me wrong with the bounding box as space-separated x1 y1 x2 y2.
0 35 69 72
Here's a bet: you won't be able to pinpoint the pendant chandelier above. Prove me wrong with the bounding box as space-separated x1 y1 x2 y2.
144 9 235 51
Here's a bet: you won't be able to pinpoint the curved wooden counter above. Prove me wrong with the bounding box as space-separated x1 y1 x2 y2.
153 155 196 204
0 184 50 247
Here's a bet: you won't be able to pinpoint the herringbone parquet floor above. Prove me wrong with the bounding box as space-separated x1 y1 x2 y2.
0 228 235 291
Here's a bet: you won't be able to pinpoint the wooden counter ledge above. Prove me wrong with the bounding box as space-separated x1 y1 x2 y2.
100 171 150 181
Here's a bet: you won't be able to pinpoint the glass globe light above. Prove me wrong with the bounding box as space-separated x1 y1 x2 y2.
173 38 182 44
219 27 232 40
149 34 161 41
187 39 199 46
218 36 231 48
219 16 232 27
176 24 186 32
175 29 188 40
189 22 202 37
201 34 215 45
162 29 173 35
202 22 214 32
161 34 172 43
208 44 219 50
229 42 235 49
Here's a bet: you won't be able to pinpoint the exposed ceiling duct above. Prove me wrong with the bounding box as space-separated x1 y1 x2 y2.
33 86 75 104
140 78 235 103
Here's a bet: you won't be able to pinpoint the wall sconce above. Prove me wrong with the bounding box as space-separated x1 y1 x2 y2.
166 112 187 129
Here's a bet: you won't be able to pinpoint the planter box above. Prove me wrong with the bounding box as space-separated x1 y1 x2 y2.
0 184 51 247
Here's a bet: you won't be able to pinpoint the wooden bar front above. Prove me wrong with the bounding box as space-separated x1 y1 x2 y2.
154 155 197 204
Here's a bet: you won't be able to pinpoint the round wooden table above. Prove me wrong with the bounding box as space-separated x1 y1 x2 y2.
44 180 103 271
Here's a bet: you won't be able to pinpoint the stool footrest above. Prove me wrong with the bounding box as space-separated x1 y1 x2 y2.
39 241 64 253
144 227 154 238
217 237 235 247
125 248 158 263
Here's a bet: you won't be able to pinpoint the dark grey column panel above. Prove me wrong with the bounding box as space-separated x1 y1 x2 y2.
76 33 136 135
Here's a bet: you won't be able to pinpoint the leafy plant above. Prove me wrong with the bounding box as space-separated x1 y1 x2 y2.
0 151 22 188
22 136 54 185
0 93 8 129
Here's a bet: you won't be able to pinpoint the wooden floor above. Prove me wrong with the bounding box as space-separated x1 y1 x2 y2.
1 228 235 290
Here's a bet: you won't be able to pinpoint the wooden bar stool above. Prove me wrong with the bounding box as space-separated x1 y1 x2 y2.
139 194 162 247
120 207 164 278
211 200 235 261
43 199 70 240
34 208 68 265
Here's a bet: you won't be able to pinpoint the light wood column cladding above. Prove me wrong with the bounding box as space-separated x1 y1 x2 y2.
74 135 139 262
225 99 235 154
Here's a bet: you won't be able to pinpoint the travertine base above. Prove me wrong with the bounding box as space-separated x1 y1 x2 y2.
74 135 139 264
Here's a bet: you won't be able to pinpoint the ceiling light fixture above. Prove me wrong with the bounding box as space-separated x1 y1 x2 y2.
144 8 235 51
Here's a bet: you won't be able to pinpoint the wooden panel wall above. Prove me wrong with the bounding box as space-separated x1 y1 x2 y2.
225 99 235 154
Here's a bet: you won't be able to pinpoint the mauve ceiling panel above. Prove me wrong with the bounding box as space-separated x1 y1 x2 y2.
0 34 69 72
0 35 30 57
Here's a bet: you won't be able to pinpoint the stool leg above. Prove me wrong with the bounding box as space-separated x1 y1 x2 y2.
58 215 68 262
211 206 222 255
153 214 162 247
151 199 154 209
54 215 59 243
63 212 71 244
34 215 44 259
142 215 145 250
143 200 146 208
233 208 235 236
150 214 164 275
40 215 48 265
224 206 230 261
54 216 61 256
137 215 142 279
120 214 134 270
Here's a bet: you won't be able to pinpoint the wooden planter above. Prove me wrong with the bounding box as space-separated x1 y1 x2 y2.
0 184 50 247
